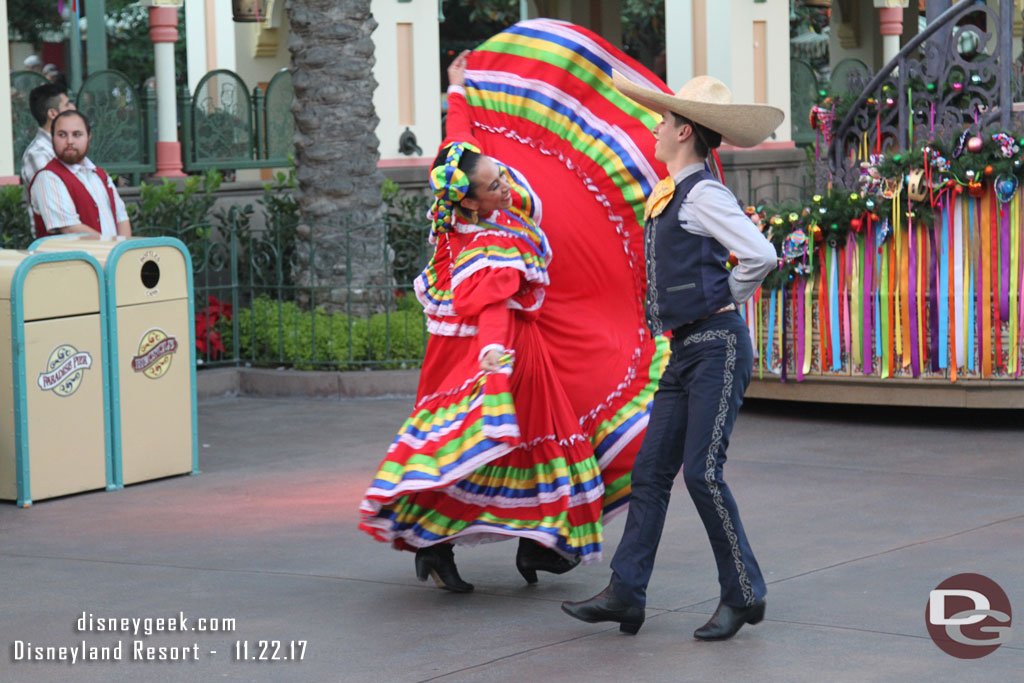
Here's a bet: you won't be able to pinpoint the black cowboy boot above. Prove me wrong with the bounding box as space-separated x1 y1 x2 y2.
560 583 645 634
515 539 582 584
693 600 766 641
414 544 474 593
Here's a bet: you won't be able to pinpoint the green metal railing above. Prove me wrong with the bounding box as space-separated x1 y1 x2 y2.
138 214 432 370
76 70 156 184
180 68 294 172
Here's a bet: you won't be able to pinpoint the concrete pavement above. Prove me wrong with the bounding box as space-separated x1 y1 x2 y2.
1 396 1022 682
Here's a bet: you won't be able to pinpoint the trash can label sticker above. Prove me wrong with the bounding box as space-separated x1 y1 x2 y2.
38 344 93 397
131 328 178 379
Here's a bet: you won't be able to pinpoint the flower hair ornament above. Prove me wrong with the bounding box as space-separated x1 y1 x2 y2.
428 141 480 234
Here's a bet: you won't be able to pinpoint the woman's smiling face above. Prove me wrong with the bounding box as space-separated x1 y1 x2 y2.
462 156 512 214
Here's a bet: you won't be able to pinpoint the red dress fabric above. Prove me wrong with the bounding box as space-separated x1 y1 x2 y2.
360 19 672 560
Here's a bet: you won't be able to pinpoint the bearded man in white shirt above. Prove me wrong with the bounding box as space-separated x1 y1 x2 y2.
29 110 132 238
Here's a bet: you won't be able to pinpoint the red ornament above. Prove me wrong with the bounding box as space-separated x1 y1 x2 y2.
984 165 994 176
850 218 863 232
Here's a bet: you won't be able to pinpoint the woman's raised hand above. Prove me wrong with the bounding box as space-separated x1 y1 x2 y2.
480 348 502 373
448 50 471 88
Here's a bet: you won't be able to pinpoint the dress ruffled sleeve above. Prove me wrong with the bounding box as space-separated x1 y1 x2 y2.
452 233 542 358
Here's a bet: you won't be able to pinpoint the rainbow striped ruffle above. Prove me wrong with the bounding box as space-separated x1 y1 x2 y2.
587 335 671 519
451 232 549 291
359 352 607 559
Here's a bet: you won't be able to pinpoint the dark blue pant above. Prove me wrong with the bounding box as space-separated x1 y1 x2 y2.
610 311 766 608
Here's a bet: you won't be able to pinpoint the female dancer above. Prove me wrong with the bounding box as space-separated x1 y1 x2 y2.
359 51 605 591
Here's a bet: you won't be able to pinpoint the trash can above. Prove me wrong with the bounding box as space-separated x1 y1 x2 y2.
31 236 198 487
0 249 113 507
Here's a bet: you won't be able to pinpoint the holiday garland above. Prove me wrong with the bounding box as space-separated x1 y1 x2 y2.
753 126 1024 290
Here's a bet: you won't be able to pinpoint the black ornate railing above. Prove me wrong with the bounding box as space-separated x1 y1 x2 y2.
135 211 431 370
824 0 1019 190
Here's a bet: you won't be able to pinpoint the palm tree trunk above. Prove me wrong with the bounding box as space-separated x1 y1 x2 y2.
286 0 388 316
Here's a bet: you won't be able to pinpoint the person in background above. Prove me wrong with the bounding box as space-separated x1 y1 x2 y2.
42 63 69 89
22 83 77 222
23 55 43 73
29 110 132 238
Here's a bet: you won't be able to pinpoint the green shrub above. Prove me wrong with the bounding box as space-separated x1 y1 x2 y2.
0 185 33 249
223 296 425 370
131 169 222 233
367 310 428 368
396 289 422 312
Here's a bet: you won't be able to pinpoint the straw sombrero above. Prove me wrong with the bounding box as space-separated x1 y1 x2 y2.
612 70 784 148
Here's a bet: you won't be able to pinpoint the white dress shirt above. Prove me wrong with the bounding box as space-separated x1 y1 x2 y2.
674 163 777 303
30 157 128 237
21 128 55 223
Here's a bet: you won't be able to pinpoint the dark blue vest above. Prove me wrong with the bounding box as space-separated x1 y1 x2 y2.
644 170 735 335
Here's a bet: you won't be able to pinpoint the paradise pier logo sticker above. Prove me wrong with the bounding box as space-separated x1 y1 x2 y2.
37 344 93 397
926 573 1012 659
131 329 178 379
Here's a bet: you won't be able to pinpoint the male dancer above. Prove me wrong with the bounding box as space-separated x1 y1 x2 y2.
562 72 783 640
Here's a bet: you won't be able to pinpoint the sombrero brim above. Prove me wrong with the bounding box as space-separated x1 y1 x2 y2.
612 70 785 148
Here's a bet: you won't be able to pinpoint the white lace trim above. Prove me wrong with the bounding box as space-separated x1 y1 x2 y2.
425 318 477 337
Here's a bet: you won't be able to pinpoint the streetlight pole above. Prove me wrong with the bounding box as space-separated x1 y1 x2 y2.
68 1 83 92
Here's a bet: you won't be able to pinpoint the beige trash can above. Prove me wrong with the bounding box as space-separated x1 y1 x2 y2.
31 236 198 487
0 250 112 507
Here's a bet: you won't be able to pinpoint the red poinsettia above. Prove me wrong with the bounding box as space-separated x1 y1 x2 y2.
195 295 233 359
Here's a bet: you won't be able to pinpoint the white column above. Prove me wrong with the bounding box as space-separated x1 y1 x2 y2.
664 0 694 90
216 1 238 72
0 0 15 183
371 0 441 163
155 41 178 144
184 0 207 94
875 1 909 66
704 0 734 85
145 0 186 177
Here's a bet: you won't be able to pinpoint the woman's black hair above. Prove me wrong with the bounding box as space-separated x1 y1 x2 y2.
670 113 722 159
432 144 483 200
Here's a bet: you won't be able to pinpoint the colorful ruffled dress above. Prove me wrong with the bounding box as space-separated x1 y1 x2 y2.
360 155 606 559
360 19 675 560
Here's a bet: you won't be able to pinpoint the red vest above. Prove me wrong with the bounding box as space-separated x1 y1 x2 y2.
29 158 117 238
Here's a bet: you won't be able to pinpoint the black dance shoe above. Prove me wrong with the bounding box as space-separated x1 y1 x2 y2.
693 599 766 641
515 539 582 584
414 544 474 593
560 584 645 634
